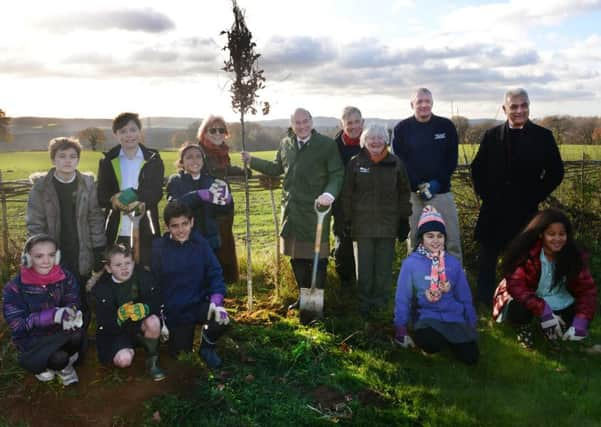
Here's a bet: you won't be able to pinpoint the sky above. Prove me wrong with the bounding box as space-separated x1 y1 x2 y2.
1 0 600 121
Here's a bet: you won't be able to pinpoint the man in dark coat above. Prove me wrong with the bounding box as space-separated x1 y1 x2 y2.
332 106 363 291
471 88 564 307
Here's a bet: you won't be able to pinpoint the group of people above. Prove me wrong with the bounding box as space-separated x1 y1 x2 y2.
3 113 237 384
2 87 597 386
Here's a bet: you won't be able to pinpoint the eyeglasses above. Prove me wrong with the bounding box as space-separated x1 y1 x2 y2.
208 128 226 135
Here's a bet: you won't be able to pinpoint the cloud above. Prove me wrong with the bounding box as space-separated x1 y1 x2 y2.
38 8 175 33
262 36 336 69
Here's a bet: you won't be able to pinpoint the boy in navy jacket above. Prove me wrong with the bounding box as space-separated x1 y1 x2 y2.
152 201 229 368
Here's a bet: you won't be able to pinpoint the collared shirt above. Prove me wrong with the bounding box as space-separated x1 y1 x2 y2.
119 147 144 236
536 250 574 311
297 137 310 149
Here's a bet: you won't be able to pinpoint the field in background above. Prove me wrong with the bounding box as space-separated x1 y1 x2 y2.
1 148 601 426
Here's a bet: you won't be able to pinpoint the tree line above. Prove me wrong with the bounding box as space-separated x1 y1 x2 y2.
1 108 600 151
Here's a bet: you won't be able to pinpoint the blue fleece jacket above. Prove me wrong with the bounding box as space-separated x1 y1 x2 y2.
394 251 476 328
391 115 458 193
152 230 225 327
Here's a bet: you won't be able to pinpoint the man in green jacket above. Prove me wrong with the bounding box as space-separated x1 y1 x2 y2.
242 108 344 310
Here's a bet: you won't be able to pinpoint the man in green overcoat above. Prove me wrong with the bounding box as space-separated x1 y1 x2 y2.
242 108 344 310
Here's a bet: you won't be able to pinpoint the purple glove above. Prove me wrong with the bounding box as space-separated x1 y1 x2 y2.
394 325 415 348
27 308 58 330
562 316 588 341
197 189 212 202
207 294 229 325
540 304 565 340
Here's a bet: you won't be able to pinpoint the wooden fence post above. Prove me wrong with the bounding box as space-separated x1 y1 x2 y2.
0 170 9 257
268 179 280 299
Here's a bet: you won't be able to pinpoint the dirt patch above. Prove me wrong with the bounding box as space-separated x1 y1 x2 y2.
1 344 202 427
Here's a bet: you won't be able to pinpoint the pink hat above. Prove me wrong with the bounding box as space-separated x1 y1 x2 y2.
417 205 446 237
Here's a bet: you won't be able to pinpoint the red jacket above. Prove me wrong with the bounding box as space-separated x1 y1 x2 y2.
493 240 597 320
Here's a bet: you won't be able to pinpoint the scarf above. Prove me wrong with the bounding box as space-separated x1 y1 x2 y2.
199 137 231 170
416 244 450 302
341 132 361 146
20 265 66 286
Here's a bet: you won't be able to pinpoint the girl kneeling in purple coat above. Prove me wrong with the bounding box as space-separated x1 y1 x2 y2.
394 206 479 364
3 235 84 385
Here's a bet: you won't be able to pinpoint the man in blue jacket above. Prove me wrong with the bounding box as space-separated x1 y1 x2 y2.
152 201 229 368
392 88 462 264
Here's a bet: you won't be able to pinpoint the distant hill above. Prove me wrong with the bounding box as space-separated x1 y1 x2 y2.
0 115 497 152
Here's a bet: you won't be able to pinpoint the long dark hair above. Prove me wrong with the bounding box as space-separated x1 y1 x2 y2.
501 208 584 284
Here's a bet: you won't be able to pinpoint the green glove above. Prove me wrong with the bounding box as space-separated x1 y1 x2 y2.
118 188 138 205
129 303 150 322
117 302 133 326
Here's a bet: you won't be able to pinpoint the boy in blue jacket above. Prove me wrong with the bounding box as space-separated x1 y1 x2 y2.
152 200 229 368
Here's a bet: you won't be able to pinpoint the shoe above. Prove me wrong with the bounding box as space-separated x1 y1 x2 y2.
146 356 167 382
57 352 79 386
517 325 534 349
57 365 79 386
35 369 56 382
200 346 222 369
287 299 300 311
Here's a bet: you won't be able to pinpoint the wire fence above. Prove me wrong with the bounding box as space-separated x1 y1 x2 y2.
2 160 601 257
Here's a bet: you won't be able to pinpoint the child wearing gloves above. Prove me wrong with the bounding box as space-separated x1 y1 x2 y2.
394 206 478 365
493 208 597 348
3 235 84 385
167 142 232 251
90 244 166 381
152 200 229 369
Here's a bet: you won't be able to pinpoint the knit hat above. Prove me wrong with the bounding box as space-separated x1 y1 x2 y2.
417 205 446 237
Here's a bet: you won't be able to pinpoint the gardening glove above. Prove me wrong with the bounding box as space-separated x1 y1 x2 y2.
111 188 139 212
117 302 134 326
540 304 565 340
394 325 415 348
62 310 84 331
209 179 231 205
27 308 59 329
316 192 334 207
129 303 150 322
207 294 230 325
562 317 588 341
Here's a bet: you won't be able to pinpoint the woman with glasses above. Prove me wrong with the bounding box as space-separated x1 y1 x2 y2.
197 115 246 284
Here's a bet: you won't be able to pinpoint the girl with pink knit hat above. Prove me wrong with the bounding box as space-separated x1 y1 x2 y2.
393 205 479 364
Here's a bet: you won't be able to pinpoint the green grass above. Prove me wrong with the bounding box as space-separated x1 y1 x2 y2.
1 148 601 426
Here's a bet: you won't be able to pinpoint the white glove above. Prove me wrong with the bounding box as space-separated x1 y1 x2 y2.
562 326 586 342
394 335 415 349
54 307 76 324
207 302 230 325
540 313 566 340
62 310 83 331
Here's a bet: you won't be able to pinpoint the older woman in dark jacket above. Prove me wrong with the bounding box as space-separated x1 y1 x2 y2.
341 124 412 317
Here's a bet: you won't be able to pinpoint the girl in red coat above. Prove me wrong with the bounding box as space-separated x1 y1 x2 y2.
492 209 596 348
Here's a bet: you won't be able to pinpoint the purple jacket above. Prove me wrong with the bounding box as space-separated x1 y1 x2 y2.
2 269 80 352
394 251 476 328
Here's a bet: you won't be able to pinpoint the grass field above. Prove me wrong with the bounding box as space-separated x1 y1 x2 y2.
1 147 601 426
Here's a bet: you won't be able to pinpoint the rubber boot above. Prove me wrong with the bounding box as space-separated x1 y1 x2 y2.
143 337 166 381
199 332 222 369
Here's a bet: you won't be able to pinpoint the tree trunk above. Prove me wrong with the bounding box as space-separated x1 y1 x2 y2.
241 111 253 310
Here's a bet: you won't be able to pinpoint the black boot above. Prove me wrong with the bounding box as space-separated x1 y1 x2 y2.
143 337 166 381
199 332 222 369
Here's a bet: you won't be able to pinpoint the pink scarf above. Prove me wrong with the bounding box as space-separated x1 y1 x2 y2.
20 265 66 286
416 244 450 302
